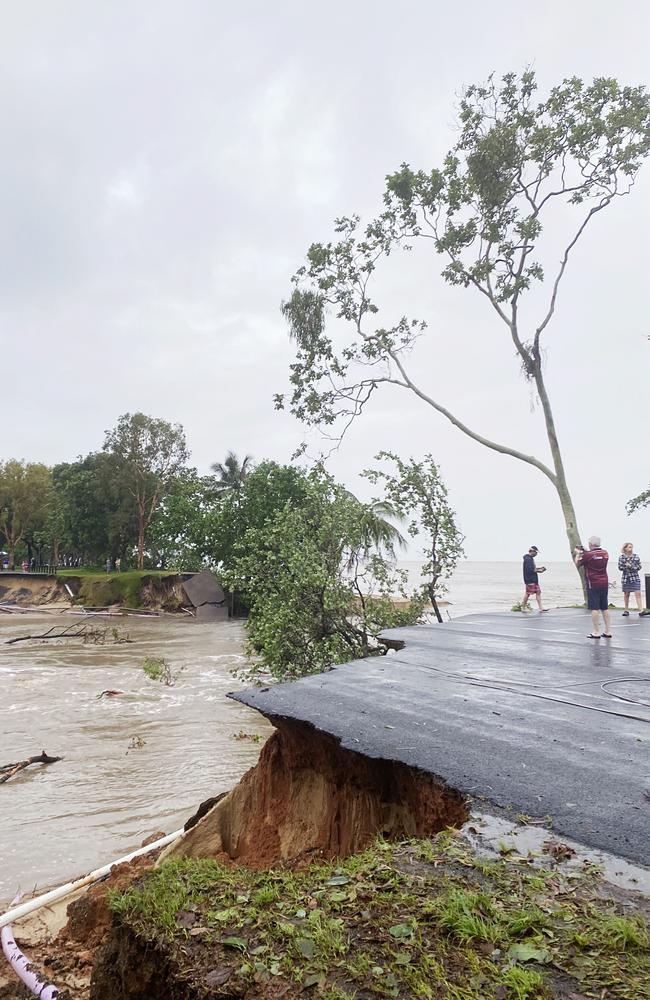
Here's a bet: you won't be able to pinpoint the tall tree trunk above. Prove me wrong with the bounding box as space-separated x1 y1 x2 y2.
428 582 444 623
535 370 587 601
137 527 145 570
137 507 145 571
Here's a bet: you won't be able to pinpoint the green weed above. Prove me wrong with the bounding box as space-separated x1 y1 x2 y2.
108 833 650 999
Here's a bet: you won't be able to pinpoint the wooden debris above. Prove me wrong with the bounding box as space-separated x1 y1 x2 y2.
0 750 63 784
6 623 132 645
6 622 88 644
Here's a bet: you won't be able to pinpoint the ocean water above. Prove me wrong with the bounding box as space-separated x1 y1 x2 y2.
397 559 644 619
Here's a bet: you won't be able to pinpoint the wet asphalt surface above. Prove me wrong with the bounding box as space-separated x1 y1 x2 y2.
232 609 650 867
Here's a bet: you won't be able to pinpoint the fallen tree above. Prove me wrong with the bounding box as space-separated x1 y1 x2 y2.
5 623 132 645
0 750 63 784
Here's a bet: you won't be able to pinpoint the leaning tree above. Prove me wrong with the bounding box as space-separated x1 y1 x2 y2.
279 72 650 585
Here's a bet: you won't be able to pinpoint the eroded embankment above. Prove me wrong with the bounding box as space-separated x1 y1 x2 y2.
9 718 650 999
165 717 468 867
84 719 467 998
63 573 189 611
0 572 190 610
0 575 70 607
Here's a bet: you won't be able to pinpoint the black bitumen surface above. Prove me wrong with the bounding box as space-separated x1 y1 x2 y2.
231 609 650 867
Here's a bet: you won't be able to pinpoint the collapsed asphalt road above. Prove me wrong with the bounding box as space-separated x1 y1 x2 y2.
231 609 650 867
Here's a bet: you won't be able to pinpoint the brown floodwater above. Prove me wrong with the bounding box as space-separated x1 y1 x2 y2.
0 614 272 903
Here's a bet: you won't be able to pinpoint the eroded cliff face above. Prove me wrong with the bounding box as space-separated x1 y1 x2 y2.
165 717 468 868
89 717 467 998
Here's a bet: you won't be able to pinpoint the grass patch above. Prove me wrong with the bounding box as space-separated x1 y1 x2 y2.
57 568 174 578
108 834 650 999
57 570 178 608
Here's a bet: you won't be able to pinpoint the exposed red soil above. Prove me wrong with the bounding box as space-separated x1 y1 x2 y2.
167 718 468 868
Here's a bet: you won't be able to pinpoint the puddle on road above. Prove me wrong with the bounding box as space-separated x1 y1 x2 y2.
0 614 271 902
465 811 650 896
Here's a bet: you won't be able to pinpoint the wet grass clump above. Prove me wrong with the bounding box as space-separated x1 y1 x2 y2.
108 831 650 999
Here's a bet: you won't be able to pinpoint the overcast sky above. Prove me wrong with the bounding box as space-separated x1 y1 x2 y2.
2 0 648 560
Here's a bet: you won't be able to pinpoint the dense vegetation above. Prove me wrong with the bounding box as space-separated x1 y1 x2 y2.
0 416 463 678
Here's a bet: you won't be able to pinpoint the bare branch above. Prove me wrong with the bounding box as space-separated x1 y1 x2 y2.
387 349 557 484
534 196 612 350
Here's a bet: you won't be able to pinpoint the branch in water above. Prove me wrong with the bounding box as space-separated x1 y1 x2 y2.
0 750 63 784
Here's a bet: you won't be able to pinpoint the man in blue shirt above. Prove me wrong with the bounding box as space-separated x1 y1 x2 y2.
521 545 547 612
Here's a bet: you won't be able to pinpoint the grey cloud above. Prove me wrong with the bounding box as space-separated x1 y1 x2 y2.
1 0 649 559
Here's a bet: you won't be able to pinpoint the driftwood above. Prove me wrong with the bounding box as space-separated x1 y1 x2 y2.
0 750 63 784
6 622 132 645
6 622 88 644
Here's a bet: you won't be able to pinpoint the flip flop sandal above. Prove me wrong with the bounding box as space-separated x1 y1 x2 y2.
601 633 612 638
587 634 601 639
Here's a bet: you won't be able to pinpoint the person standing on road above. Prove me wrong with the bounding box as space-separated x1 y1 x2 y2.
574 536 611 638
618 543 643 616
521 546 548 612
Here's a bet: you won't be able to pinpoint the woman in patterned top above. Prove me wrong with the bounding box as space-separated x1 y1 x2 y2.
618 543 643 615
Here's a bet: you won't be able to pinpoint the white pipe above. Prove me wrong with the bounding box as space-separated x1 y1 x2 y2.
0 828 182 929
2 895 59 999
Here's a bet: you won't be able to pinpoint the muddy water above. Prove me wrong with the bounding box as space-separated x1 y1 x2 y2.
0 615 272 902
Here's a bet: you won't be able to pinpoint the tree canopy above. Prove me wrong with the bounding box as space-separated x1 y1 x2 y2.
103 412 190 569
279 72 650 586
0 461 52 568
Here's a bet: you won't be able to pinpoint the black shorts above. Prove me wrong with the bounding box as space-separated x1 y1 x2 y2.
587 586 609 611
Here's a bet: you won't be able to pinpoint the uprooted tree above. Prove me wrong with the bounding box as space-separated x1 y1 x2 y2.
279 72 650 594
221 468 424 680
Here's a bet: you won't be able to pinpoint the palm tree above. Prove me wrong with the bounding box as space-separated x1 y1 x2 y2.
211 451 254 493
361 500 407 559
342 495 407 571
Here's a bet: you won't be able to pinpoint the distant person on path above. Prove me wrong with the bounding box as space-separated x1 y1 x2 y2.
521 546 547 612
574 536 611 638
105 558 112 574
618 543 643 616
115 557 121 573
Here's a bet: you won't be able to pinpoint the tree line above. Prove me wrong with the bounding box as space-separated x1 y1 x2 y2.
0 413 466 679
0 413 188 571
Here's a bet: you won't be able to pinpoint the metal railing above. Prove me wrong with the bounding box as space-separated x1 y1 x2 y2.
0 565 74 575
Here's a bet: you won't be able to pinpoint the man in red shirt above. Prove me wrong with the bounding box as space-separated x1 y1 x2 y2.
574 535 611 638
